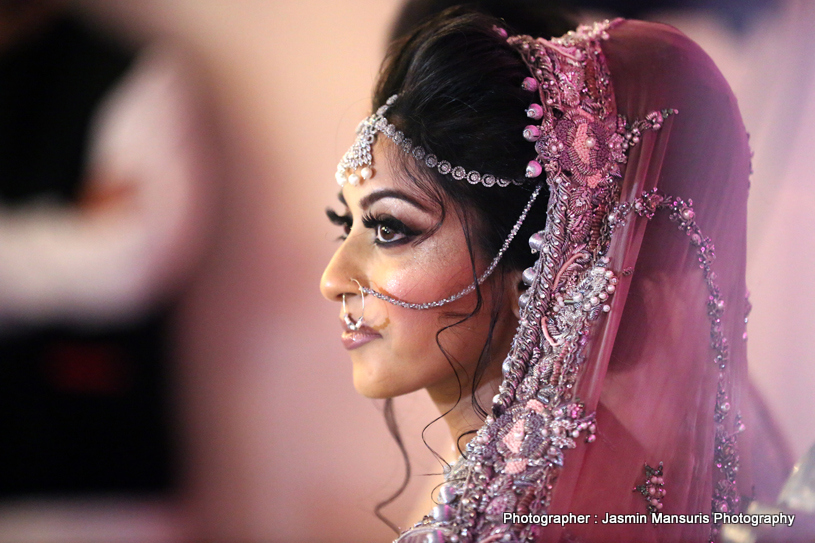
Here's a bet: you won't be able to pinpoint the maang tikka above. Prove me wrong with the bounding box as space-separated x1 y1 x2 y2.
336 95 526 189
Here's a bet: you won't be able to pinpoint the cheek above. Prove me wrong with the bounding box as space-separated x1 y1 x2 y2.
384 284 498 372
369 239 476 308
387 307 448 363
348 307 447 398
349 218 498 397
352 304 491 399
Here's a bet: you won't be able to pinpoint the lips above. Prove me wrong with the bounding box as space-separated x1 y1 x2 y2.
340 321 382 350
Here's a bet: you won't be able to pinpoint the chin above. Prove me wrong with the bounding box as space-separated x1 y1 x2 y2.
352 373 401 399
353 384 393 399
351 363 417 399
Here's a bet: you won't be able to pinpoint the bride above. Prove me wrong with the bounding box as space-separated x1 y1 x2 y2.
322 9 751 542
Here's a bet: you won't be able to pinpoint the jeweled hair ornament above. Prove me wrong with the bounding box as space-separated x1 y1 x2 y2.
337 95 524 189
336 17 751 543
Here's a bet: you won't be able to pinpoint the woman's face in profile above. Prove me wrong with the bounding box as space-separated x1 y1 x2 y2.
320 141 518 401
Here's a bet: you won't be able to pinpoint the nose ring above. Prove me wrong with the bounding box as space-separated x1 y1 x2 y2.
342 279 365 331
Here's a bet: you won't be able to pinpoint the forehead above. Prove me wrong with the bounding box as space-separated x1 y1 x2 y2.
340 139 440 211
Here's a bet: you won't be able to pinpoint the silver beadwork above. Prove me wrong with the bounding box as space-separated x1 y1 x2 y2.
616 189 743 540
337 96 521 188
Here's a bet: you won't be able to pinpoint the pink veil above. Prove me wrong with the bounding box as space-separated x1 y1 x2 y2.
391 19 753 543
548 20 751 542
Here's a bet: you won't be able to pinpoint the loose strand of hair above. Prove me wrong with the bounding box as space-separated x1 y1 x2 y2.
374 398 413 535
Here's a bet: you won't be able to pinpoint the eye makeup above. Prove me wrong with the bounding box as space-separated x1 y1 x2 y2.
361 212 422 246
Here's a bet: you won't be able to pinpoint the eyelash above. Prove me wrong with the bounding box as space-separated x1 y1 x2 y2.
326 208 352 239
325 208 420 246
361 213 421 246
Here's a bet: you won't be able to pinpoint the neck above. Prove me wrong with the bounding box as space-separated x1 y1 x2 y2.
427 366 503 458
425 279 520 457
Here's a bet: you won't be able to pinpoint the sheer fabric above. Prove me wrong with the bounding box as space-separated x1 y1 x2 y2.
395 19 752 543
548 20 751 542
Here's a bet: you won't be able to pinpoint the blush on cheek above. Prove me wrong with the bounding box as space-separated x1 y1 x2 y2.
375 254 477 307
387 305 443 334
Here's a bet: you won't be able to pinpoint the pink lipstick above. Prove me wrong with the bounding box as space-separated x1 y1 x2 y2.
340 322 382 350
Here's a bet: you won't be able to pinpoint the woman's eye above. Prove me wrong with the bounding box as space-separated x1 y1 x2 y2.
361 213 421 246
375 224 404 243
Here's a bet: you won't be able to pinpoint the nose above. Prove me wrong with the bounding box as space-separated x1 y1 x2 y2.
320 238 363 305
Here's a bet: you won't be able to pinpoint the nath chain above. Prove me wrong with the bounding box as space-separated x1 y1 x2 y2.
359 183 544 310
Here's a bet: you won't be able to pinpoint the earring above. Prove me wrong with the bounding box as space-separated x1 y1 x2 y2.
342 279 365 331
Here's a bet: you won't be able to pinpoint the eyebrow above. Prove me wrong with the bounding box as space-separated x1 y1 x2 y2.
358 189 430 212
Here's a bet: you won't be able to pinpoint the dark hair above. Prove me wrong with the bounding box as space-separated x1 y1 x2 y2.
376 8 555 272
371 8 566 531
389 0 576 43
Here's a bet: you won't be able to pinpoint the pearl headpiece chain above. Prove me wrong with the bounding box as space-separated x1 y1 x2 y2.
336 94 525 188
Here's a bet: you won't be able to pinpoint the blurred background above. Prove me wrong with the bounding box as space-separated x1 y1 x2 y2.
0 0 811 542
